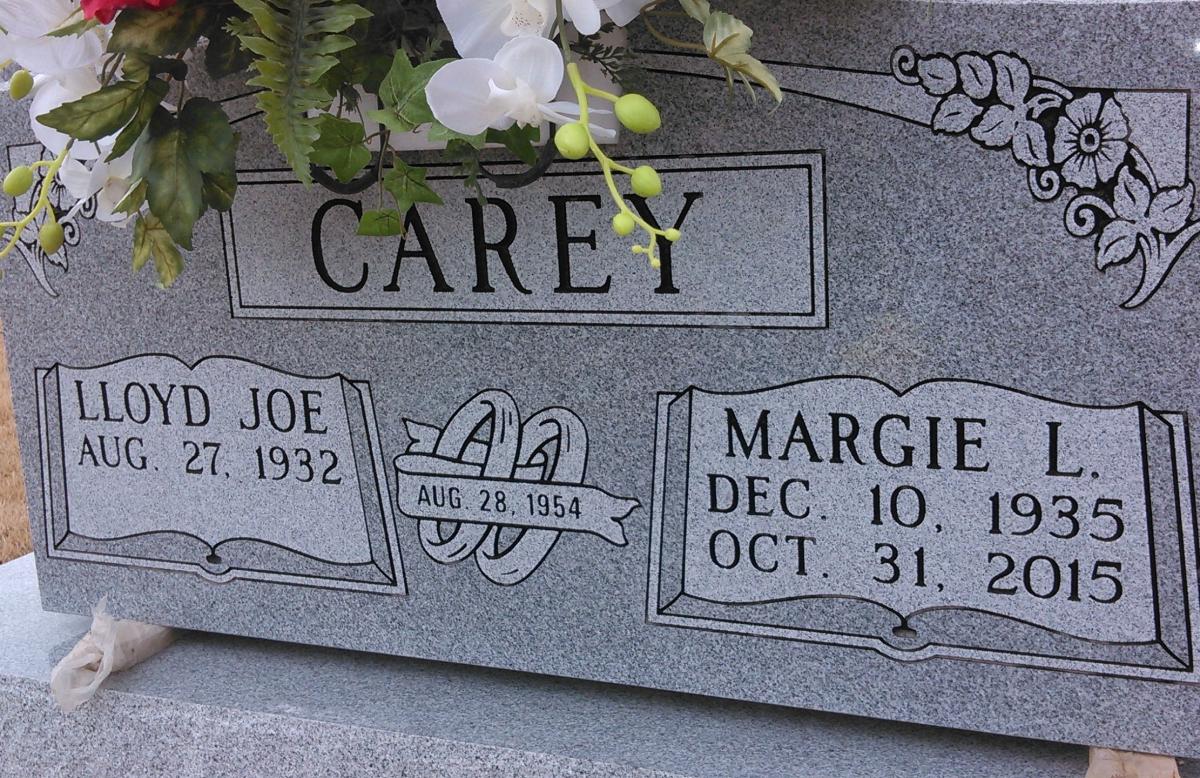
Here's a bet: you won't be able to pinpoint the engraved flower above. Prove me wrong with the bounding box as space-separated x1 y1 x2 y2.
1053 93 1130 190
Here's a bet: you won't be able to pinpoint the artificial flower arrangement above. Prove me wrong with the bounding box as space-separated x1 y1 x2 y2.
0 0 780 286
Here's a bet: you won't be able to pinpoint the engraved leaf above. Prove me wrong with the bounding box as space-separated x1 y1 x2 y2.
1095 220 1140 270
992 53 1031 108
955 53 993 100
1113 166 1151 222
1148 182 1195 234
970 105 1016 148
931 94 981 134
916 55 957 96
1011 121 1050 168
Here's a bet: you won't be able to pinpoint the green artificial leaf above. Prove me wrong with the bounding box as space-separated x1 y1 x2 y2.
357 208 404 236
427 121 484 149
106 78 170 161
120 54 153 83
204 23 253 79
47 17 99 38
701 12 781 103
486 125 539 165
201 170 237 210
132 213 185 287
367 50 450 134
109 0 209 55
382 160 443 215
133 113 205 249
132 100 238 248
113 180 147 216
234 0 372 186
311 114 371 183
37 80 148 141
179 98 237 174
179 98 240 211
442 138 485 202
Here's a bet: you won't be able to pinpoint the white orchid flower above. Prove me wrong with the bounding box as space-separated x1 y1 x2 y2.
437 0 645 58
0 0 105 77
563 0 645 36
437 0 554 59
58 150 136 223
427 36 612 138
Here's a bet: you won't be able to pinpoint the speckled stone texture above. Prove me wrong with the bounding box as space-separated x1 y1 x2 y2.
0 554 1165 778
4 0 1200 761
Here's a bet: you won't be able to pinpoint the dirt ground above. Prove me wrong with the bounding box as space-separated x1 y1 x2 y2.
0 324 30 563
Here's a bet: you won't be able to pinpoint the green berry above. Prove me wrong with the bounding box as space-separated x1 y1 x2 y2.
38 221 64 255
630 165 662 198
3 166 32 197
664 228 681 242
554 123 590 160
614 94 661 134
612 212 635 236
9 70 33 101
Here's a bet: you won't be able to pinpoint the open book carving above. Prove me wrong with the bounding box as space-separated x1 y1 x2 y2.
649 377 1199 681
36 354 404 594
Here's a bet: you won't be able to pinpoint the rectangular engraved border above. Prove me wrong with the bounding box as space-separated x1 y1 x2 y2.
223 150 828 330
646 389 1200 683
34 354 406 595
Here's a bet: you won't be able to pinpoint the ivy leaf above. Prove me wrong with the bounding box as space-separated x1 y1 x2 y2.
367 50 451 133
133 109 205 249
37 80 149 141
109 0 209 55
382 160 443 215
357 208 405 236
106 77 170 162
311 114 371 183
132 213 185 287
428 121 485 148
486 125 539 165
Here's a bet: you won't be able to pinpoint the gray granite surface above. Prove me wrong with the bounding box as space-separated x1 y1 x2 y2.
0 553 1179 778
3 0 1200 759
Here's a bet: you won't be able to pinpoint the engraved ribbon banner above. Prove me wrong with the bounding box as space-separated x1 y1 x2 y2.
395 390 639 585
395 464 632 546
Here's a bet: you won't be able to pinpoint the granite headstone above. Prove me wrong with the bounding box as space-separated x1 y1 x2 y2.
4 0 1200 758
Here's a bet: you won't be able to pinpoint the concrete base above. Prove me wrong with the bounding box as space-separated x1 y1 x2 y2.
0 555 1189 777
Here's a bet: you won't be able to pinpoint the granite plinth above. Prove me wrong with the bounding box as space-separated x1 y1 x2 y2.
0 553 1168 778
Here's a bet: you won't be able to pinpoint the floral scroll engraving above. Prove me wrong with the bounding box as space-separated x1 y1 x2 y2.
892 46 1197 308
6 144 90 297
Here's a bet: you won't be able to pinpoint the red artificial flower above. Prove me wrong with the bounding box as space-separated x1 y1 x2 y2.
81 0 177 25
